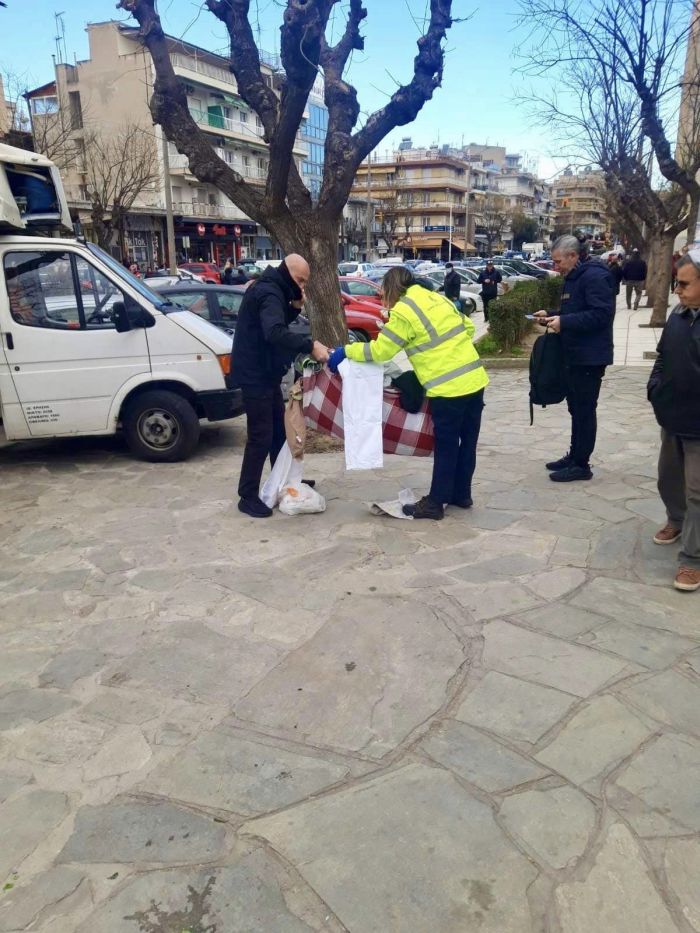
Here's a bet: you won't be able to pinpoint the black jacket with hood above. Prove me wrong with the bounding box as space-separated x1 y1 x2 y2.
647 304 700 438
231 263 313 390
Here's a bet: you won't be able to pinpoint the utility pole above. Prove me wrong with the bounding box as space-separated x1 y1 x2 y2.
365 154 372 261
160 130 178 274
448 188 453 262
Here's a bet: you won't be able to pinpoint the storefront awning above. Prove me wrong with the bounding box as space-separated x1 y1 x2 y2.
409 237 444 249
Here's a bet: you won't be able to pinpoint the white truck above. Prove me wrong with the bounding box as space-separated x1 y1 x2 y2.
0 143 242 461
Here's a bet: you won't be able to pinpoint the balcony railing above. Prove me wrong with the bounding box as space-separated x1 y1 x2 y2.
171 53 237 88
173 200 248 219
189 107 265 141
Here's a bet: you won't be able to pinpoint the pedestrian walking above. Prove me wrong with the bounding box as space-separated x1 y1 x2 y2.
232 254 330 518
622 248 647 310
477 259 502 322
607 255 624 296
442 261 463 312
534 234 615 482
327 266 489 520
647 250 700 592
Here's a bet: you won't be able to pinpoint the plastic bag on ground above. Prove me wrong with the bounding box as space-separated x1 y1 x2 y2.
369 488 418 520
279 483 326 515
260 442 303 508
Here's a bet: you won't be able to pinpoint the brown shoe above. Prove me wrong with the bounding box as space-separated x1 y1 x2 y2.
674 567 700 592
653 524 681 545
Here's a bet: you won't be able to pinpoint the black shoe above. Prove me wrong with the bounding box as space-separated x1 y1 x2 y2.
546 453 572 471
302 479 316 489
450 497 473 509
549 465 593 483
238 497 273 518
402 496 444 520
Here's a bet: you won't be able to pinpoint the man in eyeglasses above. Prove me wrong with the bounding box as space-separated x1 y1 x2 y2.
647 250 700 592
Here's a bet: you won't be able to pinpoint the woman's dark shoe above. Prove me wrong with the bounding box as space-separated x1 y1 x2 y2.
549 465 593 483
402 496 444 520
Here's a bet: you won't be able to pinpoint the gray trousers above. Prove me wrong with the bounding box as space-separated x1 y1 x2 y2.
626 281 644 309
658 429 700 569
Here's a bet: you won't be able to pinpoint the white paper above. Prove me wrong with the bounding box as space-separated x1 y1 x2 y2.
339 358 384 471
369 488 418 520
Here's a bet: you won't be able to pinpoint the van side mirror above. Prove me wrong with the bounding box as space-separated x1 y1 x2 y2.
112 299 155 332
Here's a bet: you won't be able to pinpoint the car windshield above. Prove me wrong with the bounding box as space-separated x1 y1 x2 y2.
86 244 174 309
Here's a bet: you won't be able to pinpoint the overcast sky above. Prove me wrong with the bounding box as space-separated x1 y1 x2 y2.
2 0 582 180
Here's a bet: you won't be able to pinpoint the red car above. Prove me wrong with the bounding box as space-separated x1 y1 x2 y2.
339 275 383 308
179 262 221 284
342 292 385 341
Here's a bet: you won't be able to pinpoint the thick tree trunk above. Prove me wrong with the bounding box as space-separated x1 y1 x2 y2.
271 213 347 349
649 231 675 327
643 234 660 308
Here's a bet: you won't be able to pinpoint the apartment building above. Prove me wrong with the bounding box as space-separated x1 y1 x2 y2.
553 168 609 238
352 147 471 260
25 20 314 266
679 0 700 244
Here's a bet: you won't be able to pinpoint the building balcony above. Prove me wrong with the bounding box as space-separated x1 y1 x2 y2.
189 107 265 142
172 200 249 220
171 53 238 90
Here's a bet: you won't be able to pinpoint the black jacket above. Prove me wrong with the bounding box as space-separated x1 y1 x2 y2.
477 267 502 297
558 259 615 366
231 264 313 389
647 305 700 437
443 269 462 301
622 257 647 281
608 263 624 294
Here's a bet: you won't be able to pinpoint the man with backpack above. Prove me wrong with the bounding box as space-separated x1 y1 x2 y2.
534 234 615 482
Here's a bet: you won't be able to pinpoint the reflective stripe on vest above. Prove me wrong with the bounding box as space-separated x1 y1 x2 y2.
422 358 484 390
405 323 465 358
400 296 440 341
361 342 373 361
381 326 406 347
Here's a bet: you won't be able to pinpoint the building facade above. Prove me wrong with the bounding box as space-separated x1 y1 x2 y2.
553 168 609 238
25 20 314 267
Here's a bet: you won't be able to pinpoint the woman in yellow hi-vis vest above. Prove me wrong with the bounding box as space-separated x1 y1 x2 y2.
328 266 489 519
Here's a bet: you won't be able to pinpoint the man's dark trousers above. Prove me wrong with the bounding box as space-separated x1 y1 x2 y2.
565 365 606 468
429 390 485 504
482 295 494 321
238 385 285 499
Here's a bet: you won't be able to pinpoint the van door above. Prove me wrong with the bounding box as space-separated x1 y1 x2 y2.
1 247 151 436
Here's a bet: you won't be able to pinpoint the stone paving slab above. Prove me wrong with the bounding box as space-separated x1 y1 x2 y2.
0 368 698 931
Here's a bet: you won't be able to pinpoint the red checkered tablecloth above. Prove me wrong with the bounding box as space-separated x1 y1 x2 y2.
303 367 434 457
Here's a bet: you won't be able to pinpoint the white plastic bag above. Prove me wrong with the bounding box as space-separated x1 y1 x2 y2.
260 442 303 508
279 482 326 515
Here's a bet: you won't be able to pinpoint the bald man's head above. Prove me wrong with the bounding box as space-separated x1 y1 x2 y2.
285 253 310 290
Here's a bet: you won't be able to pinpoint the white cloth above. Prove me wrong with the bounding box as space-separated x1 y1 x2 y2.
338 358 384 470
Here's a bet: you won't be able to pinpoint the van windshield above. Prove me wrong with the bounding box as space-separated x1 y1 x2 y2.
86 244 173 309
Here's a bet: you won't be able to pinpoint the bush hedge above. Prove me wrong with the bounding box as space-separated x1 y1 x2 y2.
487 276 564 351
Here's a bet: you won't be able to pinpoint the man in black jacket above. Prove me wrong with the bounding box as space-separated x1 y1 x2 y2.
647 251 700 592
232 255 329 517
535 234 615 482
622 248 647 310
442 262 463 312
477 260 502 322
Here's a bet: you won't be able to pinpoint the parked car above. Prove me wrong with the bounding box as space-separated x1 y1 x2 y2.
493 258 548 279
424 269 478 314
143 268 204 288
179 262 221 284
338 260 374 277
151 281 384 343
339 275 383 306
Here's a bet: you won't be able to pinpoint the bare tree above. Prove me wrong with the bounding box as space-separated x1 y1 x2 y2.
117 0 456 345
518 0 700 324
82 124 160 254
480 194 509 255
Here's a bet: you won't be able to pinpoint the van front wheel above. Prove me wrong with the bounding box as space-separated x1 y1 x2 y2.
122 390 200 462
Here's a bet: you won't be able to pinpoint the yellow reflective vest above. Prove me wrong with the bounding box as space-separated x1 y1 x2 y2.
345 284 489 398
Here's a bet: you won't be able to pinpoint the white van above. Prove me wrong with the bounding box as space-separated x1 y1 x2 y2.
0 144 241 462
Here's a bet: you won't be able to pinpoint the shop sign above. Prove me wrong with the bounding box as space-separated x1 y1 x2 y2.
234 225 241 236
212 224 227 236
197 223 206 236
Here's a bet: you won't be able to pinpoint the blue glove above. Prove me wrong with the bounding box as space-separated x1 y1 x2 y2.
328 346 346 374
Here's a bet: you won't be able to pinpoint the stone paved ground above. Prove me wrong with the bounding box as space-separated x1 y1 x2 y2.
1 368 699 933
